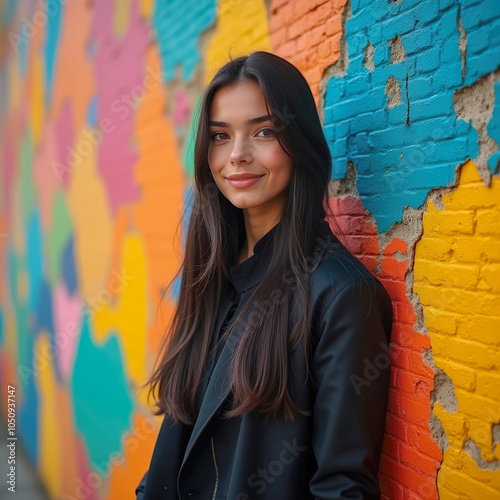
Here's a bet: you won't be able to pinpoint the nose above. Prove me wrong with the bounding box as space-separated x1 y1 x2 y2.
229 136 252 165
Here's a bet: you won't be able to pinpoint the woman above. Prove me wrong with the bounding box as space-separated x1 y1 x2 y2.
135 51 393 500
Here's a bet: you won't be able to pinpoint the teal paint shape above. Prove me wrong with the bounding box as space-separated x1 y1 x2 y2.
70 313 134 470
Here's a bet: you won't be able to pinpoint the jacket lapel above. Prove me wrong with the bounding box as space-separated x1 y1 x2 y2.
179 294 249 471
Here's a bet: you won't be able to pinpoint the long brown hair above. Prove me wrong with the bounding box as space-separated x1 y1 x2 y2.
141 50 337 425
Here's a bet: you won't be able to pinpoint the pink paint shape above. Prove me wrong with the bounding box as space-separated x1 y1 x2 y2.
91 0 149 215
52 282 82 379
173 89 191 125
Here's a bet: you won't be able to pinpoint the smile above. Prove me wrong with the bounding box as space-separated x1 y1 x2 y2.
226 175 265 189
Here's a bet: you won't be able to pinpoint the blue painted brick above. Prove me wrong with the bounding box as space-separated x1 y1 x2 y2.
466 51 500 84
412 95 454 121
406 164 451 189
489 151 500 174
369 24 383 46
370 126 404 148
439 0 458 12
331 137 347 158
433 65 463 91
345 74 370 97
460 5 481 30
416 47 441 74
441 37 460 63
382 10 418 41
357 173 385 195
332 158 348 179
408 76 433 100
419 0 440 26
436 7 460 38
479 0 500 23
402 28 433 55
388 103 408 125
467 25 492 56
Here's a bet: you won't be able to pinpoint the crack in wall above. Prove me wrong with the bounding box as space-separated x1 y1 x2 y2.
318 0 351 126
453 67 500 187
457 10 467 80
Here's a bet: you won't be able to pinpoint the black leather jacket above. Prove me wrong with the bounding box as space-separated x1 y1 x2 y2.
135 220 393 499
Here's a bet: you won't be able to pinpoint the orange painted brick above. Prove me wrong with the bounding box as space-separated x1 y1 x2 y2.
381 434 401 460
393 366 433 397
397 393 432 428
383 237 407 256
385 413 409 441
399 442 440 476
381 279 407 297
391 325 431 350
380 257 407 280
407 425 443 461
393 300 417 323
379 454 436 494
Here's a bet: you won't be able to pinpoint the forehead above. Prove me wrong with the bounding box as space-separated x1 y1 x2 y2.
209 81 269 119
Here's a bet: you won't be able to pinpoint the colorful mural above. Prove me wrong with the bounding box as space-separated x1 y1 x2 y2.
0 0 499 499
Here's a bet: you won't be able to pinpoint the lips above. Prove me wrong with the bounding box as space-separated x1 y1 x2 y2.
226 174 265 189
226 174 264 180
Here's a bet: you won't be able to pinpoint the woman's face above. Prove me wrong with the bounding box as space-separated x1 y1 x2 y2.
208 80 293 216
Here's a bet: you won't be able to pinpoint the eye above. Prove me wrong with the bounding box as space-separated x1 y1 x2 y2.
211 132 229 141
257 127 275 137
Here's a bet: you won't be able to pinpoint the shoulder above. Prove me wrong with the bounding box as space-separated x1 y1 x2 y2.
308 223 391 320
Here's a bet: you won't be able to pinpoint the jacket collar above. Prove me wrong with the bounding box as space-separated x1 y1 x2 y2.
228 220 280 294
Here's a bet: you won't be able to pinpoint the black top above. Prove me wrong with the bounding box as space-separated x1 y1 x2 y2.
204 221 281 385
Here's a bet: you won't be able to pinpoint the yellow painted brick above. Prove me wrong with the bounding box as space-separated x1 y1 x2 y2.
415 236 453 261
481 263 500 294
461 452 500 491
434 356 476 391
457 316 500 346
414 259 479 289
453 236 500 264
475 371 500 401
443 184 500 210
437 463 499 498
476 208 500 236
468 418 496 460
433 403 468 438
425 308 458 335
423 210 475 235
432 333 499 370
441 443 465 470
456 388 500 421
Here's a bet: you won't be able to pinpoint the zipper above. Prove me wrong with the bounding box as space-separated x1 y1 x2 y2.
211 435 219 500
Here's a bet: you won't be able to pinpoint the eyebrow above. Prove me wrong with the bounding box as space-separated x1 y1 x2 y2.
209 115 272 127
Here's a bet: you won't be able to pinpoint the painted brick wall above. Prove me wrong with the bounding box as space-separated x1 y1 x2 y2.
0 1 499 499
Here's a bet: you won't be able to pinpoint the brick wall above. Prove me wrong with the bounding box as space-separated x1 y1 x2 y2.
0 0 499 498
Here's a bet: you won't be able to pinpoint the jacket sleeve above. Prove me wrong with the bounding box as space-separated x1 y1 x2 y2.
135 470 148 500
309 277 393 500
